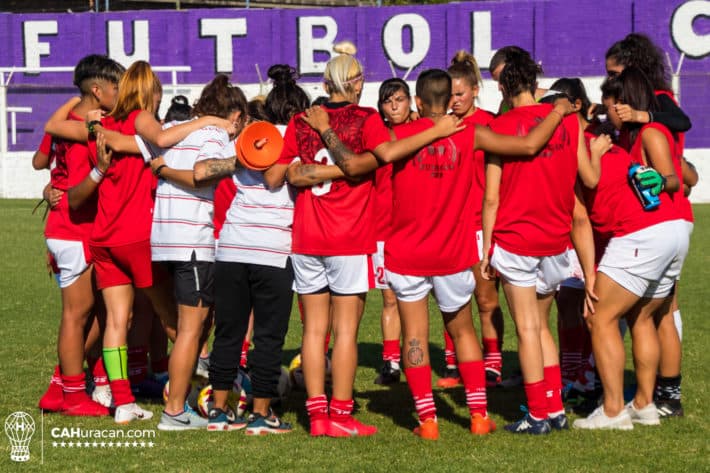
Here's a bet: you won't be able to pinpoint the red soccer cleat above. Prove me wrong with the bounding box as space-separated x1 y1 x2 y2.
470 413 496 435
413 418 439 440
327 416 378 437
62 398 110 417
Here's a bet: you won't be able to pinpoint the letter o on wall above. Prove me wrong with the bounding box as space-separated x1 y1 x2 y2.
382 14 431 70
671 0 710 58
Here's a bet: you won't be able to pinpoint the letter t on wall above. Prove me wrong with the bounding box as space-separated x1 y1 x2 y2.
200 18 248 73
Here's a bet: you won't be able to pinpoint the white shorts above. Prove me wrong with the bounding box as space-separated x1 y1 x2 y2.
46 238 90 288
676 221 693 282
560 248 585 290
598 219 688 299
372 241 388 290
475 229 484 261
490 245 570 295
292 253 369 295
386 268 474 313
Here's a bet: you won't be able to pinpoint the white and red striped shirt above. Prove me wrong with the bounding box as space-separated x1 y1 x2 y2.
151 122 231 262
216 125 294 268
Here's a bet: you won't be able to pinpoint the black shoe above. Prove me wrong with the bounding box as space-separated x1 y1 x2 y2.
485 368 502 388
656 399 684 418
548 413 570 430
374 361 401 385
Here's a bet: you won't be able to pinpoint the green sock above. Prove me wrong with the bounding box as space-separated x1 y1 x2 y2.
103 346 128 381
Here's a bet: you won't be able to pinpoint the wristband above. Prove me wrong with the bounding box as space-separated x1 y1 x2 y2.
648 111 654 123
87 120 101 135
89 167 104 183
154 164 168 178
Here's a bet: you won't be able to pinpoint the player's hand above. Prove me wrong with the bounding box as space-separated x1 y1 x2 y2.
636 168 665 195
86 109 104 124
150 155 166 173
301 106 331 134
432 114 464 138
553 96 574 116
614 104 644 123
96 132 113 173
207 116 238 136
583 273 598 319
43 184 63 209
590 134 613 157
480 256 495 280
409 110 420 122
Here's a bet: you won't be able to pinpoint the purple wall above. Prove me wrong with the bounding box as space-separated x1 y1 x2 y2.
1 0 708 150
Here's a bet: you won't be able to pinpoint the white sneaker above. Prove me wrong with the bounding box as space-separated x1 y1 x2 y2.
91 385 114 409
114 403 154 424
573 406 634 430
626 401 660 425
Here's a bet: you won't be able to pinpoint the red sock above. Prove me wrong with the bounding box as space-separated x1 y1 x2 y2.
404 366 436 423
382 339 401 364
62 373 89 406
92 358 109 387
240 340 250 368
127 346 148 385
51 364 63 389
110 379 135 406
151 356 169 375
458 360 487 417
306 394 328 421
482 337 502 373
329 398 354 422
544 365 565 416
443 331 456 367
524 380 548 420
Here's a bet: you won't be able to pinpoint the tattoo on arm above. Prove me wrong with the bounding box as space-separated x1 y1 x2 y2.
203 158 236 179
407 339 425 366
321 129 355 167
296 164 318 180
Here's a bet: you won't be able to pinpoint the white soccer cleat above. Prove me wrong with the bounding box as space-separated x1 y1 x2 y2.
572 405 633 430
91 385 114 409
626 401 660 425
114 403 154 424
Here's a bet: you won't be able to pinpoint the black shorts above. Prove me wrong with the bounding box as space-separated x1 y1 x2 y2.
161 254 214 307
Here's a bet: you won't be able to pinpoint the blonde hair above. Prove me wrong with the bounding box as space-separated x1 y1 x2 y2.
448 50 483 88
323 41 363 96
110 60 163 122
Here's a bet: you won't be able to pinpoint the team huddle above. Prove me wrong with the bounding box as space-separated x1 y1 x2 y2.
34 32 695 438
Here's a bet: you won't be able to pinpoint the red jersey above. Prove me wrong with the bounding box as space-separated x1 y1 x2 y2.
44 113 93 242
89 110 155 247
278 103 382 256
466 108 495 229
582 132 676 251
489 104 579 256
374 126 396 242
383 118 478 276
629 123 682 223
213 177 237 239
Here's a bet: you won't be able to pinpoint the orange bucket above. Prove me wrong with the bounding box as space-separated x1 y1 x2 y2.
235 122 284 171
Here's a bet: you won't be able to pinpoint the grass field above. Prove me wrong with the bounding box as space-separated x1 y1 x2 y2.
0 199 708 472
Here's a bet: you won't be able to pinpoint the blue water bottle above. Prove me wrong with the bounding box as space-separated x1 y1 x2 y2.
628 163 661 211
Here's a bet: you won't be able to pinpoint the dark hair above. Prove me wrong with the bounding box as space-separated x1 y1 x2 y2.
73 54 125 95
248 98 269 122
192 74 247 120
377 78 410 122
488 45 530 73
164 95 192 122
415 69 451 109
499 50 540 98
549 78 591 116
311 96 329 106
605 33 671 91
601 66 659 144
264 64 310 125
448 50 482 88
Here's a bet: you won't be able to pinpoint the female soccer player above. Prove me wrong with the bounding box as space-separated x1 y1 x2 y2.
573 68 687 429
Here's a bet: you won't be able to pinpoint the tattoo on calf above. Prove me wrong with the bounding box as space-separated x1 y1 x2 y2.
407 338 425 366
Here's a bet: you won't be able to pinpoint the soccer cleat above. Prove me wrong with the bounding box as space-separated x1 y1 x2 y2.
374 361 401 385
309 418 330 437
114 402 154 424
626 401 660 426
207 407 247 431
470 413 496 435
504 414 551 435
327 416 378 437
245 411 293 435
548 413 570 430
656 400 684 418
195 355 210 379
436 366 462 388
413 418 439 440
158 404 208 431
572 406 633 430
485 368 502 388
38 386 64 412
62 398 109 417
91 385 114 409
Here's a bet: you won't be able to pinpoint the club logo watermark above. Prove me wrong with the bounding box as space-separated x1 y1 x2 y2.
4 411 36 462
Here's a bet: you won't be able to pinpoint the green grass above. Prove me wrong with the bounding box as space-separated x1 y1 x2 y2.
0 199 708 472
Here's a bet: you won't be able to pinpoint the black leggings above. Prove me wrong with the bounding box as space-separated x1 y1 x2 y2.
209 259 294 399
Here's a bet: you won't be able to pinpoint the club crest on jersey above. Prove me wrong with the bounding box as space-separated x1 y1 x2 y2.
414 138 458 178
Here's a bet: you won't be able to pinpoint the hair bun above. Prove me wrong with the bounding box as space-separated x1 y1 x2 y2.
171 95 189 106
333 40 357 56
268 64 298 85
451 50 477 69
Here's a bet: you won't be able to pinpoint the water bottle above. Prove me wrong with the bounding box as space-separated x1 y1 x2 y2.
628 163 661 211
